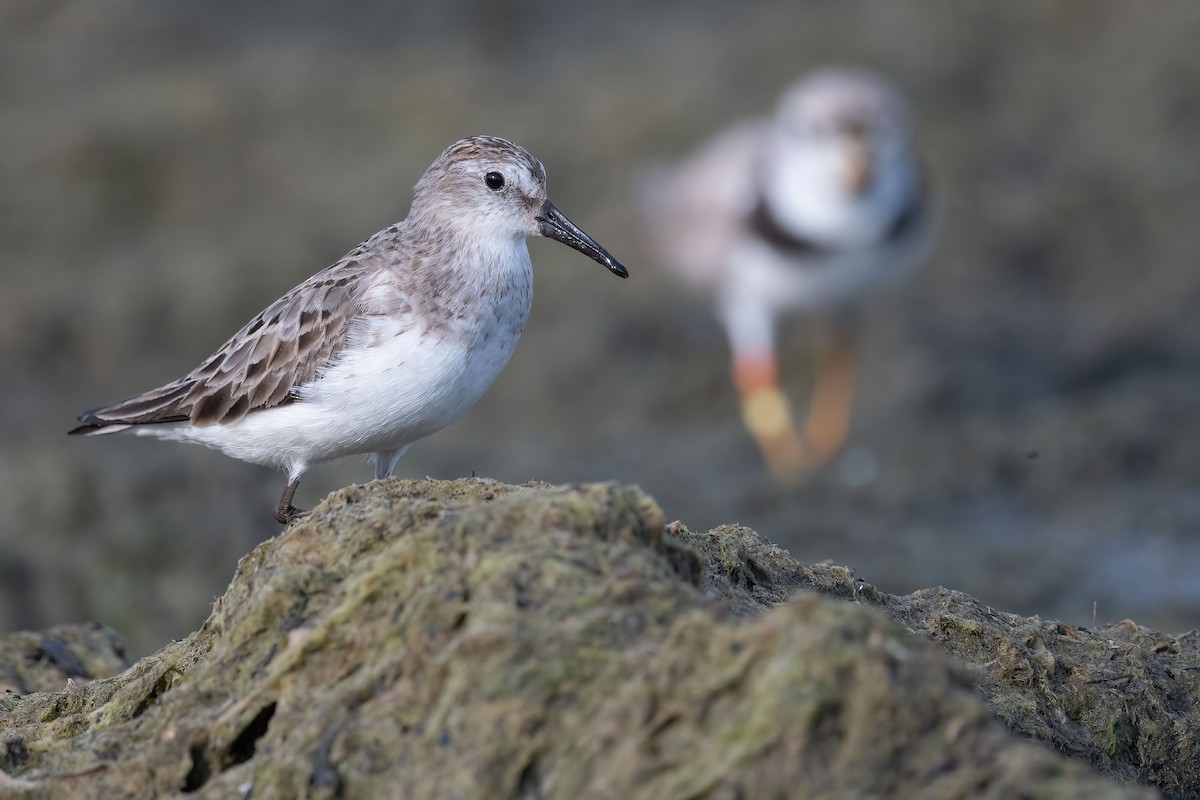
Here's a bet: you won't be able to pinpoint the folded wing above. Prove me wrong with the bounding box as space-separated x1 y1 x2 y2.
71 259 377 434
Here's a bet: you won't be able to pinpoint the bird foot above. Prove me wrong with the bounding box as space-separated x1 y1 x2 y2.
274 505 310 526
740 386 812 480
757 429 822 484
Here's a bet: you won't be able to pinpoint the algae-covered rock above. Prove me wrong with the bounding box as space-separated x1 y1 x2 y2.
0 479 1181 798
0 623 129 695
674 521 1200 798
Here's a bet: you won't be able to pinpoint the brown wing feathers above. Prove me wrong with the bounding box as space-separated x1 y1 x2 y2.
70 264 368 434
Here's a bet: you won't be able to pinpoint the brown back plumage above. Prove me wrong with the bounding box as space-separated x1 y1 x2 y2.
70 254 377 433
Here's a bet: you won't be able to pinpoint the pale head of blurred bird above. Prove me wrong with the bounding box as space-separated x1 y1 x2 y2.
761 69 918 250
646 68 932 478
72 136 628 524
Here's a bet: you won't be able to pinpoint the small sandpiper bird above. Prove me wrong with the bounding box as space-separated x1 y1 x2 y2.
71 136 628 523
647 68 931 479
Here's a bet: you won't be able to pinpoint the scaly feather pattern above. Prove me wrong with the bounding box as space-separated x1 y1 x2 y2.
71 250 381 431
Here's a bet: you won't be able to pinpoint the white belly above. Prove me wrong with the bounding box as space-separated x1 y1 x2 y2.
729 235 921 316
715 230 928 359
140 277 532 476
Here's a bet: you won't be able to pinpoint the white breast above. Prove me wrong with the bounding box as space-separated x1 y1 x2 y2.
142 240 535 476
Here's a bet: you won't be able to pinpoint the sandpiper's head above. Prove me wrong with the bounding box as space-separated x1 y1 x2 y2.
764 69 917 243
413 136 628 278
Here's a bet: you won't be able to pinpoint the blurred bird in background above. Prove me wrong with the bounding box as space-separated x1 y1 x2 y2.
646 67 933 480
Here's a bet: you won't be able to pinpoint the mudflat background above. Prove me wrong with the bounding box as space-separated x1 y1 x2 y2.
3 0 1199 657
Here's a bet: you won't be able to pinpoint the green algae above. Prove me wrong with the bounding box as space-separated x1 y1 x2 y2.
0 479 1187 798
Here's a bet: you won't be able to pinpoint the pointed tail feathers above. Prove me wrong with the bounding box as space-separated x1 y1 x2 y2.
69 383 193 436
68 421 133 436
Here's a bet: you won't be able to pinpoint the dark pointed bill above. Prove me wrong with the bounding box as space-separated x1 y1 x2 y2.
536 199 629 278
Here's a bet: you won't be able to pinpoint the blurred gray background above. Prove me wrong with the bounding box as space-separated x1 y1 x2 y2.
3 0 1199 657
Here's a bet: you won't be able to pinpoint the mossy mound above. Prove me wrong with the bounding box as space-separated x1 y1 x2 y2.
0 479 1189 798
0 623 128 696
674 522 1200 798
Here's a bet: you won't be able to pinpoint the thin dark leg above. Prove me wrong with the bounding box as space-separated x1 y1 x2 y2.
274 479 308 525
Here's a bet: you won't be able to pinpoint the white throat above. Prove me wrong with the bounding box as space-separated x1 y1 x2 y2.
761 136 916 248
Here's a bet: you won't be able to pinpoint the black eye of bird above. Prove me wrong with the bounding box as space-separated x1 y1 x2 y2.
484 171 505 190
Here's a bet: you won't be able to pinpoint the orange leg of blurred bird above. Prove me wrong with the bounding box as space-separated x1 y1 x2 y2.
797 329 858 466
735 329 858 482
734 350 809 481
